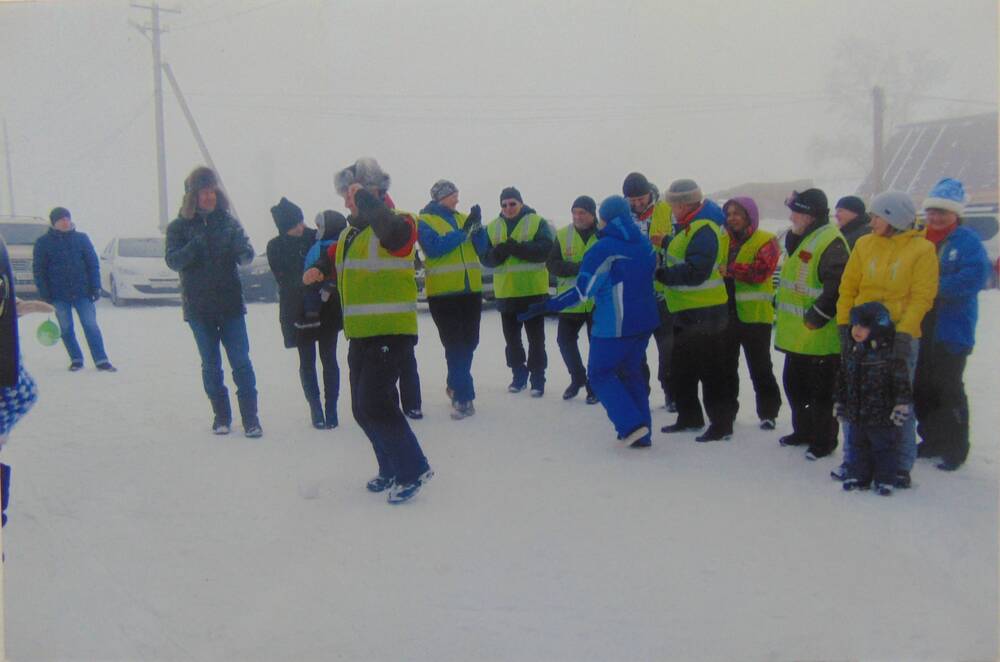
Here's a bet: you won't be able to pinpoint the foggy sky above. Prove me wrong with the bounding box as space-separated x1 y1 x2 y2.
1 0 997 251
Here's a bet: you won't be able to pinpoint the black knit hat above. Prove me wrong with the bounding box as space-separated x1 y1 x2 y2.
622 172 651 198
849 301 894 339
270 197 304 233
49 207 71 224
500 186 523 204
836 195 866 217
571 195 596 217
786 188 829 218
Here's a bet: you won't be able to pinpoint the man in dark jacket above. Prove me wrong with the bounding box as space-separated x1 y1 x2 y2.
834 195 871 249
32 207 115 372
165 167 261 438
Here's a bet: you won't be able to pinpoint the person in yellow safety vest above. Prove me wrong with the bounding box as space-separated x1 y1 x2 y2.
417 179 487 420
774 188 850 461
719 197 783 432
654 178 735 442
303 157 432 505
479 186 555 396
624 172 676 412
545 195 600 404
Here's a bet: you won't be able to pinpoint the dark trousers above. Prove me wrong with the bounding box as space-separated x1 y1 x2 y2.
782 353 839 456
398 339 422 412
642 299 674 402
348 336 429 484
556 314 592 386
428 293 482 403
845 425 899 486
914 342 970 465
500 311 546 388
671 323 732 429
297 325 339 414
720 318 782 421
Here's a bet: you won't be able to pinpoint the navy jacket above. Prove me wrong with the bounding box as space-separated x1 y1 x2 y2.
921 225 990 354
32 227 101 302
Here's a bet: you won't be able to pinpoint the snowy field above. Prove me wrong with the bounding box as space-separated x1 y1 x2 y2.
4 292 999 661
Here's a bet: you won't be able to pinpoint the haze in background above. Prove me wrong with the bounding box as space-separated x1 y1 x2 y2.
1 0 996 251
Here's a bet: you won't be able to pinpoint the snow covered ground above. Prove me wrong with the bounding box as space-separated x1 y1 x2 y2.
4 293 998 661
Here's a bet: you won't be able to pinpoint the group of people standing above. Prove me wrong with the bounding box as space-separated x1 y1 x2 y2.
151 160 993 504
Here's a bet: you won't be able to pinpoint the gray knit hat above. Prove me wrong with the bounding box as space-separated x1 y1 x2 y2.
869 191 917 230
664 179 703 205
333 157 391 196
430 179 458 202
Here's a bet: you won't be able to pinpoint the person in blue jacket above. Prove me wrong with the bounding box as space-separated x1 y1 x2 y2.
32 207 115 372
519 195 659 447
913 178 991 470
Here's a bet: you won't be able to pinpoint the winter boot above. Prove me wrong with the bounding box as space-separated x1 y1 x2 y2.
1 462 10 527
210 396 232 435
874 483 894 496
562 379 585 400
842 478 870 492
894 470 913 487
779 433 805 447
760 418 777 431
622 425 651 447
695 425 733 442
830 464 848 481
324 402 338 429
308 398 325 429
661 420 703 434
386 468 434 504
238 394 262 438
366 474 395 493
585 384 599 405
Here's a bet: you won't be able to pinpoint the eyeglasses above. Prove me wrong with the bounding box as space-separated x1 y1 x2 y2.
501 201 519 208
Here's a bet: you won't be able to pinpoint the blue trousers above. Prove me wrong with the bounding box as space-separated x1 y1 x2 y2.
188 316 258 403
845 425 899 486
53 298 108 366
588 333 652 439
429 293 481 403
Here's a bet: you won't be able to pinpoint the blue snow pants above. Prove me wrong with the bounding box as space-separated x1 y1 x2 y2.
587 332 652 439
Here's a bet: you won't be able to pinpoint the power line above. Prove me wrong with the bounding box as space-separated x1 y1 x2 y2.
171 0 293 32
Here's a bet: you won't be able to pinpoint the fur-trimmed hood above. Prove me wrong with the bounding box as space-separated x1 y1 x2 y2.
179 166 230 220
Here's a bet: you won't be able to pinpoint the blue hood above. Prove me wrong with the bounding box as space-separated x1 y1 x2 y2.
598 195 643 243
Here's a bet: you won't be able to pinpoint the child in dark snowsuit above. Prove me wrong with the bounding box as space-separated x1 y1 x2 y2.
835 301 913 495
298 210 348 330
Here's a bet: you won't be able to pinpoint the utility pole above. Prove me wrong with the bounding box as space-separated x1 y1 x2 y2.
873 86 885 194
2 118 14 215
131 2 179 232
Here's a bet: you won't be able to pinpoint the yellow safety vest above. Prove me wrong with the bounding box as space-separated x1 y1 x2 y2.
732 229 776 324
774 224 845 355
554 225 597 314
647 202 675 299
663 219 728 313
488 213 549 299
335 218 417 339
418 212 482 297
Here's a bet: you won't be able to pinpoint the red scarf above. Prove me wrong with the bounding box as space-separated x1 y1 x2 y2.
677 202 705 231
925 223 957 247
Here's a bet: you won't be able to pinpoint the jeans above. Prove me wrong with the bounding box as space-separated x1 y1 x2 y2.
188 315 258 403
428 293 482 403
588 333 652 439
53 298 109 366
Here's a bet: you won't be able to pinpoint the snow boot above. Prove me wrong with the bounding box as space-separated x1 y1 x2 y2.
842 478 870 492
760 418 776 431
622 425 651 447
324 402 338 429
874 483 894 496
308 398 325 429
210 396 232 435
779 433 805 447
366 474 395 493
238 395 262 438
661 420 703 434
1 462 10 527
386 468 434 504
894 470 913 487
695 424 733 442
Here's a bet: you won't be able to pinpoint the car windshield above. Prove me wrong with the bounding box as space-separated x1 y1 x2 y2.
963 216 998 242
0 223 48 245
118 238 165 258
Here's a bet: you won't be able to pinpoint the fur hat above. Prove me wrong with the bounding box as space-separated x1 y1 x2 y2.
430 180 458 202
922 177 966 216
622 172 652 198
270 197 303 233
180 166 229 220
333 157 391 197
315 210 348 241
664 179 703 206
49 207 71 224
869 191 916 231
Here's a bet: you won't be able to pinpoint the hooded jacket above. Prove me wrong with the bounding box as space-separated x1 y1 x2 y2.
31 226 101 303
543 197 658 338
723 197 780 319
836 319 912 427
920 224 990 353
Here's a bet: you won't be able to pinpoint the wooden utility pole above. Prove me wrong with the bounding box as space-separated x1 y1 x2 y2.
2 118 14 215
873 86 885 194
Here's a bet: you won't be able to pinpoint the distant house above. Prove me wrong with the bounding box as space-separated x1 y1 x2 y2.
856 112 998 205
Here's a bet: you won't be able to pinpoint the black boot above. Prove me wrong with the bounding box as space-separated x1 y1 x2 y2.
324 402 338 429
308 398 325 429
238 394 262 438
210 396 232 435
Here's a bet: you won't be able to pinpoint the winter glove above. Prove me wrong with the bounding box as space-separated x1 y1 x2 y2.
506 240 526 259
516 301 548 322
353 188 381 216
834 402 847 422
654 266 668 285
463 205 482 230
893 332 914 363
491 242 511 262
890 403 912 427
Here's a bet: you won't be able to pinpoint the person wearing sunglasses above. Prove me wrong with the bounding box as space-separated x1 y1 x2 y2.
480 187 555 397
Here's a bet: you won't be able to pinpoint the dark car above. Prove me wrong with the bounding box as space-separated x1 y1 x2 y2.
239 253 278 303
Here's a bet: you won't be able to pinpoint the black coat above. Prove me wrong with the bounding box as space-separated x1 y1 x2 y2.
836 333 911 427
165 209 254 321
0 238 19 387
266 228 342 348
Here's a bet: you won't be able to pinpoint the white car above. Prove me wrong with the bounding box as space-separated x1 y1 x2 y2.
100 236 180 305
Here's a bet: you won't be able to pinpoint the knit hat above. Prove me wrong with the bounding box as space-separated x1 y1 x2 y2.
869 191 916 230
598 195 632 226
835 195 866 217
500 186 523 204
270 197 304 233
315 210 348 241
922 177 966 216
49 207 70 224
785 188 829 218
664 179 703 205
430 179 458 202
333 157 391 196
622 172 651 198
849 301 895 339
571 195 596 217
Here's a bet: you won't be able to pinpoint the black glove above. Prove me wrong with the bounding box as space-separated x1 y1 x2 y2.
354 188 381 215
492 242 511 261
654 266 668 284
517 301 548 322
505 239 525 259
464 204 482 229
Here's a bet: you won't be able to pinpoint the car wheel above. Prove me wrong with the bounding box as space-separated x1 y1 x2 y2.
110 277 126 306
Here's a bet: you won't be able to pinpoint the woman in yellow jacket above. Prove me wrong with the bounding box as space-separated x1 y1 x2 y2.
835 191 938 488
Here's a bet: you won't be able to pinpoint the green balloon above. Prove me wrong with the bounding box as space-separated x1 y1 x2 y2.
36 318 61 347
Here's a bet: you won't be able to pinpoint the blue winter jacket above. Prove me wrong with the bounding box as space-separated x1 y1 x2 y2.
32 227 101 302
544 197 659 338
700 198 726 226
304 239 335 274
924 225 990 353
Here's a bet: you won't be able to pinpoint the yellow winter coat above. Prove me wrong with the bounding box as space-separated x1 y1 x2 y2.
835 230 939 338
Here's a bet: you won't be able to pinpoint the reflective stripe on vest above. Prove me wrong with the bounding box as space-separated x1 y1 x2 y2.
773 224 845 355
489 213 549 298
555 225 597 314
336 221 418 339
732 229 776 324
419 212 483 297
664 219 728 313
647 202 674 298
